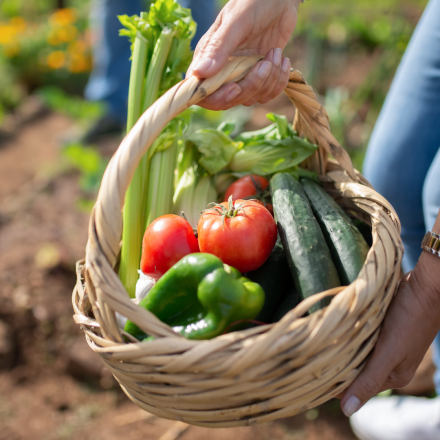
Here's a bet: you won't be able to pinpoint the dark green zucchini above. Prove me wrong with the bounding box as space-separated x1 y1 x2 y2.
245 235 294 323
301 178 370 285
353 218 373 248
271 173 341 313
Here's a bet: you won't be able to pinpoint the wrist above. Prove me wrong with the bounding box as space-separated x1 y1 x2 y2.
414 250 440 297
409 250 440 332
412 211 440 302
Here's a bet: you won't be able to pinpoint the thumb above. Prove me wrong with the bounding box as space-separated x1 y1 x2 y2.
340 345 395 417
188 21 247 79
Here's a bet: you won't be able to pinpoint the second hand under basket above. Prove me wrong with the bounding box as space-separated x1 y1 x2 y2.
73 55 403 427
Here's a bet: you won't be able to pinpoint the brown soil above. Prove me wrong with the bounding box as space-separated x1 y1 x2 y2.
0 107 358 440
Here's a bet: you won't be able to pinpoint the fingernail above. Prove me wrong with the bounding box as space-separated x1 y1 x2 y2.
342 396 361 417
226 85 241 102
193 57 214 74
258 61 272 79
273 48 282 66
282 57 290 72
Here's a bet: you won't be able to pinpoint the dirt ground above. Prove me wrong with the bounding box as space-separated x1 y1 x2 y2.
0 100 362 440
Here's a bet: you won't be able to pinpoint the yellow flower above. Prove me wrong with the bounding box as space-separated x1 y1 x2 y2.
49 8 77 27
56 24 78 43
47 30 60 46
9 17 26 32
0 17 28 46
0 24 17 45
68 40 87 54
4 43 20 58
67 52 92 73
47 50 66 69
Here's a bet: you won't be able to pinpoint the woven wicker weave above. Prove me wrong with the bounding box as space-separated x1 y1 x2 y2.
73 55 403 427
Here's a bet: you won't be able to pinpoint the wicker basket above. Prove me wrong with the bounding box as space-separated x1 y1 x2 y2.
73 55 403 428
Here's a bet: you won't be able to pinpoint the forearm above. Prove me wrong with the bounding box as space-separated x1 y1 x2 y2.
411 210 440 327
430 210 440 235
341 210 440 416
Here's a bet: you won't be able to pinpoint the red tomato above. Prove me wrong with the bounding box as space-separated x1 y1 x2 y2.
224 175 274 216
141 214 199 280
224 175 269 201
197 199 277 273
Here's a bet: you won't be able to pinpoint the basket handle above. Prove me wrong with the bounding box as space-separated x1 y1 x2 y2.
286 70 357 181
88 55 358 269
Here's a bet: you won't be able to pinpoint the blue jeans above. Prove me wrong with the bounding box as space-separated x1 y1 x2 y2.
363 0 440 394
84 0 216 124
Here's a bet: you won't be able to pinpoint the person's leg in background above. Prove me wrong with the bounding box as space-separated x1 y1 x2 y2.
83 0 143 142
79 0 216 144
350 0 440 438
363 0 440 273
179 0 216 47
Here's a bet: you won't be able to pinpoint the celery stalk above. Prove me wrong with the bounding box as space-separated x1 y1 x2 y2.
145 139 179 227
117 2 195 298
120 30 174 298
126 33 148 132
191 176 217 226
119 33 148 298
142 28 175 229
142 28 173 113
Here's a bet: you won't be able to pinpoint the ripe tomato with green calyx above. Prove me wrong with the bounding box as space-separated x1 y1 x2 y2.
141 214 199 280
197 196 277 273
224 174 273 215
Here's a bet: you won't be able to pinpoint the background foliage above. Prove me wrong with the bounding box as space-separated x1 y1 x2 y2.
0 0 429 169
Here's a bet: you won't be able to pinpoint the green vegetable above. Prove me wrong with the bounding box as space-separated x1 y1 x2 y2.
124 253 265 340
173 144 217 228
118 1 196 297
173 138 220 227
229 113 318 176
353 218 373 248
271 173 341 313
234 113 296 142
301 178 370 285
245 235 295 323
189 129 241 174
229 136 317 176
180 113 318 186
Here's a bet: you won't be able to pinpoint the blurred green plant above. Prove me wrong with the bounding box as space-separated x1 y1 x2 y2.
0 3 93 123
0 0 89 18
293 0 427 168
37 86 104 122
63 143 108 212
0 9 92 86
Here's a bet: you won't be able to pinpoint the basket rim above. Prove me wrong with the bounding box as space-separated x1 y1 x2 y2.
75 163 402 345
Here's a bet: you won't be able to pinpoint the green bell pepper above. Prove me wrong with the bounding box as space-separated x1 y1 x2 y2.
124 253 265 340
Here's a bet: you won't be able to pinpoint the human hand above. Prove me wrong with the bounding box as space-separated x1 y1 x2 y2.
341 241 440 418
187 0 301 110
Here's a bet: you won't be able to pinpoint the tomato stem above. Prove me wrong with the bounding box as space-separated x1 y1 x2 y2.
206 195 249 226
